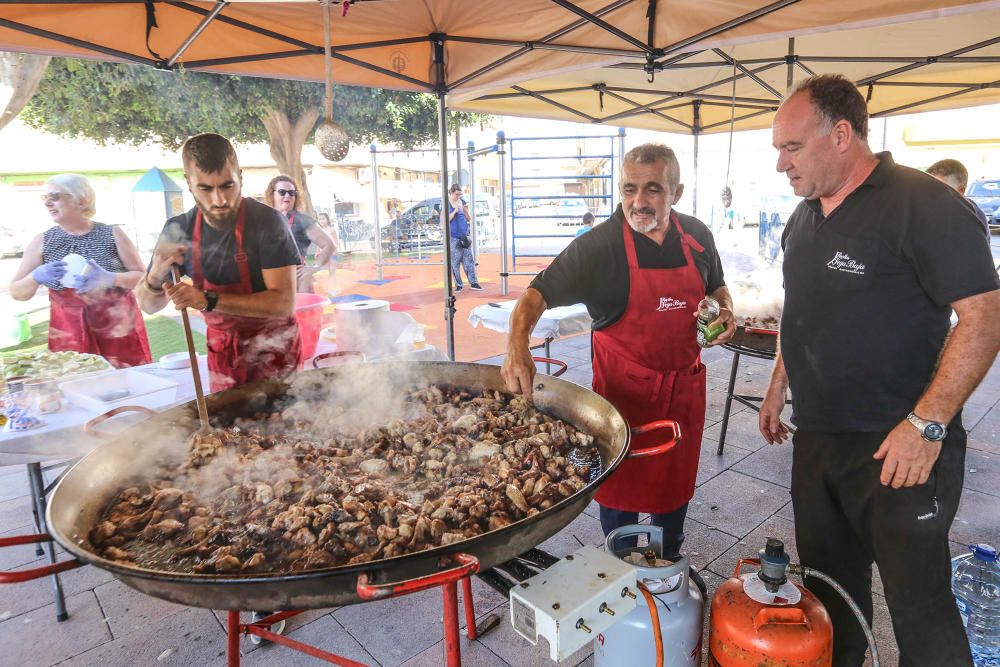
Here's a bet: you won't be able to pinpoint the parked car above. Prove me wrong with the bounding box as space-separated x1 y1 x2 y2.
372 196 497 252
966 179 1000 231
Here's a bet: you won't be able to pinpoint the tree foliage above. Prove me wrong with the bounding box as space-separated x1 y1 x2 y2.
22 58 486 150
22 58 489 211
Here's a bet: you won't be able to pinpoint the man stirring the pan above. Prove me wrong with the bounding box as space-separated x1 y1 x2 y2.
502 144 735 558
137 132 302 641
137 133 303 393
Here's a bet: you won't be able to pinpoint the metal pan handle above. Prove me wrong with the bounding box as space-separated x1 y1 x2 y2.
356 552 480 601
312 350 366 369
531 357 568 377
84 405 157 439
0 533 84 583
626 419 682 459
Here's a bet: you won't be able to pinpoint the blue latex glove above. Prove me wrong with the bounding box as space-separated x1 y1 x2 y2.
31 260 67 284
73 259 117 293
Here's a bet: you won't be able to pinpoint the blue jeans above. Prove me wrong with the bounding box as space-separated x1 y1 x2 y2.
449 237 478 287
599 503 689 559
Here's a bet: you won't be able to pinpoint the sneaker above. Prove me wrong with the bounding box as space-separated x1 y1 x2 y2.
249 611 286 646
454 285 464 292
469 283 484 291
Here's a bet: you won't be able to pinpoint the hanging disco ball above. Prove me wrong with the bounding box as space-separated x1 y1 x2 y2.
315 119 350 161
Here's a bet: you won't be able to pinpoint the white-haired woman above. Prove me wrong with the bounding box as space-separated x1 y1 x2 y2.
9 173 151 368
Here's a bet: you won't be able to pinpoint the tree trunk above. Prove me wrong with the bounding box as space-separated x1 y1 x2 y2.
0 53 51 133
261 106 321 215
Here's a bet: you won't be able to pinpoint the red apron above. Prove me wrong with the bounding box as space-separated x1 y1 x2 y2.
592 213 708 513
48 286 151 369
192 201 302 393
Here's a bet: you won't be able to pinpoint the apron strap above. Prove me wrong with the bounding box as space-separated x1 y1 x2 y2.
193 200 250 290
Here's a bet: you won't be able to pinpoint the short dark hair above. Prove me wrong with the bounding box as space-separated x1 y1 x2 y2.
449 184 462 193
926 159 969 190
790 74 869 141
181 133 239 174
582 212 595 224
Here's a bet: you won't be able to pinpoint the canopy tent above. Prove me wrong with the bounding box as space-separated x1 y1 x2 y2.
2 0 998 359
0 0 995 99
449 4 1000 134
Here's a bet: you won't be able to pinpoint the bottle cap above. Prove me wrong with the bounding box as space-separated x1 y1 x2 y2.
971 544 998 562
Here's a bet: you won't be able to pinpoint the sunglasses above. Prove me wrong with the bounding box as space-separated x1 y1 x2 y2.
276 189 298 198
41 192 67 203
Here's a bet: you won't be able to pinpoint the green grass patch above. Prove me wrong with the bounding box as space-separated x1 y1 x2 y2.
2 312 206 360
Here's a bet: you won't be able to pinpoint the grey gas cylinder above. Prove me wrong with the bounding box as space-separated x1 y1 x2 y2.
594 525 704 667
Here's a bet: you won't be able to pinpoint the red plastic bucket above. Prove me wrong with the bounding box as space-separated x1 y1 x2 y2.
295 293 329 360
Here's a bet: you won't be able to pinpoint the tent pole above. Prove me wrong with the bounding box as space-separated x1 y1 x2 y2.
469 142 479 258
692 100 701 218
786 37 795 91
371 144 384 280
167 2 228 67
433 34 456 361
498 131 509 297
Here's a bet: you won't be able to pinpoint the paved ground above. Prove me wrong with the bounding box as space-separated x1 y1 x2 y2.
0 332 997 666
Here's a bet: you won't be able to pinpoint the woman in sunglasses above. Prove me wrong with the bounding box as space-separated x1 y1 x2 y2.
264 175 336 294
8 173 151 368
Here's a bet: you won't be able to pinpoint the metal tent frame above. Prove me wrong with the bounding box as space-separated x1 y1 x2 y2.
2 0 998 358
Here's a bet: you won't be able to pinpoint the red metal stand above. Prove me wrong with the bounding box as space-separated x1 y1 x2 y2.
229 553 485 667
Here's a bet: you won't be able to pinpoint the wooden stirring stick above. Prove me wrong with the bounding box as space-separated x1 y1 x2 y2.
171 265 210 430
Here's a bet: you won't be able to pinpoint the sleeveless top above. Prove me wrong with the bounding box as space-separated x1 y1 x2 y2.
41 222 126 290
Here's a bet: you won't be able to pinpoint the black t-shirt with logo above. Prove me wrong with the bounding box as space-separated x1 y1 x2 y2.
152 197 301 293
529 206 725 330
780 152 999 432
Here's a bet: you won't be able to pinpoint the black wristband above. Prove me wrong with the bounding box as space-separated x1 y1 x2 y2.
203 290 219 312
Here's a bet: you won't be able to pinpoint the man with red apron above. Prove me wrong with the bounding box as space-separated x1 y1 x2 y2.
138 133 302 393
502 143 734 558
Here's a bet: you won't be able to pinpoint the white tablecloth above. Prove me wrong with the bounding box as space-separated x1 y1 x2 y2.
0 355 212 465
468 300 592 341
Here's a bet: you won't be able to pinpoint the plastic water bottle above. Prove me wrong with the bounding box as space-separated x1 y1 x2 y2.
953 544 1000 666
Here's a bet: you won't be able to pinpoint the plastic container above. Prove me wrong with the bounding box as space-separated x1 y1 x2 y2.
61 369 178 413
295 293 329 360
953 544 1000 666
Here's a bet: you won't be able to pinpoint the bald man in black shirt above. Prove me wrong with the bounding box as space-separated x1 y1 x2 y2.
763 75 1000 667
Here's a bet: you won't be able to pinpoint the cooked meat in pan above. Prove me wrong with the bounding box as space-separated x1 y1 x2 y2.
88 385 602 574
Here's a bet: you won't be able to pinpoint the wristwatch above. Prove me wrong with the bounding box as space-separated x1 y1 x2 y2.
202 290 219 312
906 412 948 442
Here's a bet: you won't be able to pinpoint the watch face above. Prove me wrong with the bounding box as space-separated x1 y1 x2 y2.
925 423 946 440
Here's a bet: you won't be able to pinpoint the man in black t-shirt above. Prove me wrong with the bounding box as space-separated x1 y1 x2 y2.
926 158 990 236
762 75 1000 667
502 143 735 559
138 133 303 396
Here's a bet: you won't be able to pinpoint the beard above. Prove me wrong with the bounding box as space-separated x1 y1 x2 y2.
198 201 239 229
626 207 664 234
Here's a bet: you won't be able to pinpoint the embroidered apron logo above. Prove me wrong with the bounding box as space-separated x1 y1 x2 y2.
826 251 866 275
656 297 687 312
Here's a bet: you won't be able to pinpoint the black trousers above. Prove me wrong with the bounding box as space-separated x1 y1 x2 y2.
598 503 689 560
791 427 972 667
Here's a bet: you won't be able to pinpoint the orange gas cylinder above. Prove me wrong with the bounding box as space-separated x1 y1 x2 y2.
708 539 832 667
